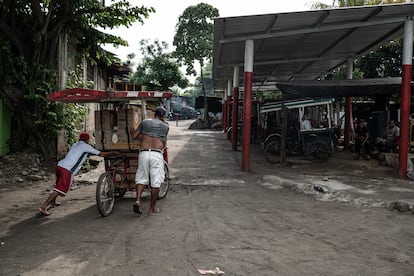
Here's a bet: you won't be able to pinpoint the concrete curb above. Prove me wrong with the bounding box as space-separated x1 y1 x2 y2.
261 175 414 214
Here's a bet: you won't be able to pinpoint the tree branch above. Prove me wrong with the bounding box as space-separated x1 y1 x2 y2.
0 21 25 56
30 0 44 27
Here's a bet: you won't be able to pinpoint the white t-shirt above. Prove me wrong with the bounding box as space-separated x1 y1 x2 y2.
57 141 100 175
302 119 312 130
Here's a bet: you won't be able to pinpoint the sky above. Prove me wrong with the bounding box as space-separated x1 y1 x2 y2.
103 0 331 65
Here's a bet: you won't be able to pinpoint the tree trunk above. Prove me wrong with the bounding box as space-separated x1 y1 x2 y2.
1 85 56 161
200 66 208 127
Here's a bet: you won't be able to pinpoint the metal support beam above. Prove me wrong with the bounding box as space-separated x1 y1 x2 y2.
232 66 239 150
344 58 353 148
398 17 413 177
242 40 254 171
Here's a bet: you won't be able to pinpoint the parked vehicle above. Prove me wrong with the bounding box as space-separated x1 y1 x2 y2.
260 98 335 164
168 106 200 120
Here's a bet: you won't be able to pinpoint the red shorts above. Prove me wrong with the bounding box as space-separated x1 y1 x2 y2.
54 166 73 196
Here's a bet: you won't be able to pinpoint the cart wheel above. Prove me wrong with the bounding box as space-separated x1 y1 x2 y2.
158 161 170 199
264 140 282 164
96 172 115 217
306 140 332 163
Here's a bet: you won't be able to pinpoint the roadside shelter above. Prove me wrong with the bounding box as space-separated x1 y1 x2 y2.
212 3 414 176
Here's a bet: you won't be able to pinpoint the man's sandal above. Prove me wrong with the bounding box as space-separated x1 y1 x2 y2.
148 207 162 215
133 201 142 214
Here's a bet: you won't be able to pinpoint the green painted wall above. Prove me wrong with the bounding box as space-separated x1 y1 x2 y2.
0 99 11 156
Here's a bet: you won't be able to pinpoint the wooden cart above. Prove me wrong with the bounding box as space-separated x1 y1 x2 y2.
48 88 172 216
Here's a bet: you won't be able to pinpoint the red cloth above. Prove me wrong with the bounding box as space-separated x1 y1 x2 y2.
53 166 73 196
79 132 90 141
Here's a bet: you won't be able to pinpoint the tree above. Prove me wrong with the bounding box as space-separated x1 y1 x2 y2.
131 39 188 91
194 61 213 97
0 0 153 159
356 41 403 78
173 3 219 121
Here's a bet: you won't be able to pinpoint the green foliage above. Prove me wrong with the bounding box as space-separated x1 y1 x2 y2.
62 103 88 147
131 39 188 91
330 66 364 80
63 65 89 147
0 0 154 158
66 65 95 89
181 87 199 97
173 3 219 75
355 40 403 78
0 41 62 146
260 91 282 101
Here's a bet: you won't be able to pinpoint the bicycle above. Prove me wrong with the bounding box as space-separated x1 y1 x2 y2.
264 127 333 164
227 124 242 146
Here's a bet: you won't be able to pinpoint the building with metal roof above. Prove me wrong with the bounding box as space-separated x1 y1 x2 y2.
212 3 414 175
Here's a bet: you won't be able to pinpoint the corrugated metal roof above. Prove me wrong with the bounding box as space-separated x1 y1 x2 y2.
212 3 414 92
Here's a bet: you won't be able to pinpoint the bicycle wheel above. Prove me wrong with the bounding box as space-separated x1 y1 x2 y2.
264 140 282 164
227 127 232 140
264 133 281 148
236 128 242 146
228 127 242 146
158 161 170 199
305 140 332 163
96 172 115 217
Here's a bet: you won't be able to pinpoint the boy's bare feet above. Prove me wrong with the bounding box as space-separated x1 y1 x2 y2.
38 207 51 216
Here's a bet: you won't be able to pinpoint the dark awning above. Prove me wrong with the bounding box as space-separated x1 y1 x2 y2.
195 96 222 112
276 78 404 99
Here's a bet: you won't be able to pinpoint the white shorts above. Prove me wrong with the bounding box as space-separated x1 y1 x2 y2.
135 151 165 188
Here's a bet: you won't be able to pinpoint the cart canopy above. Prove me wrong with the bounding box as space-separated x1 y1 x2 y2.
260 98 334 114
47 88 173 103
276 78 403 100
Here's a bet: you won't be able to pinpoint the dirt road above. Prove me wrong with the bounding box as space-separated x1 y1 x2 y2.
1 120 414 275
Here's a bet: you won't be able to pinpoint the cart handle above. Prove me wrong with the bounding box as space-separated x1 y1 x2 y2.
104 155 128 161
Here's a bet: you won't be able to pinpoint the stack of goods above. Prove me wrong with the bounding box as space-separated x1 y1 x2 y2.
95 108 143 150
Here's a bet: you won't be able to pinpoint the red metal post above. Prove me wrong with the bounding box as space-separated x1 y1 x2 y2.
242 40 254 171
222 100 226 131
242 72 253 171
231 88 239 149
227 96 232 132
231 66 240 149
398 18 413 177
